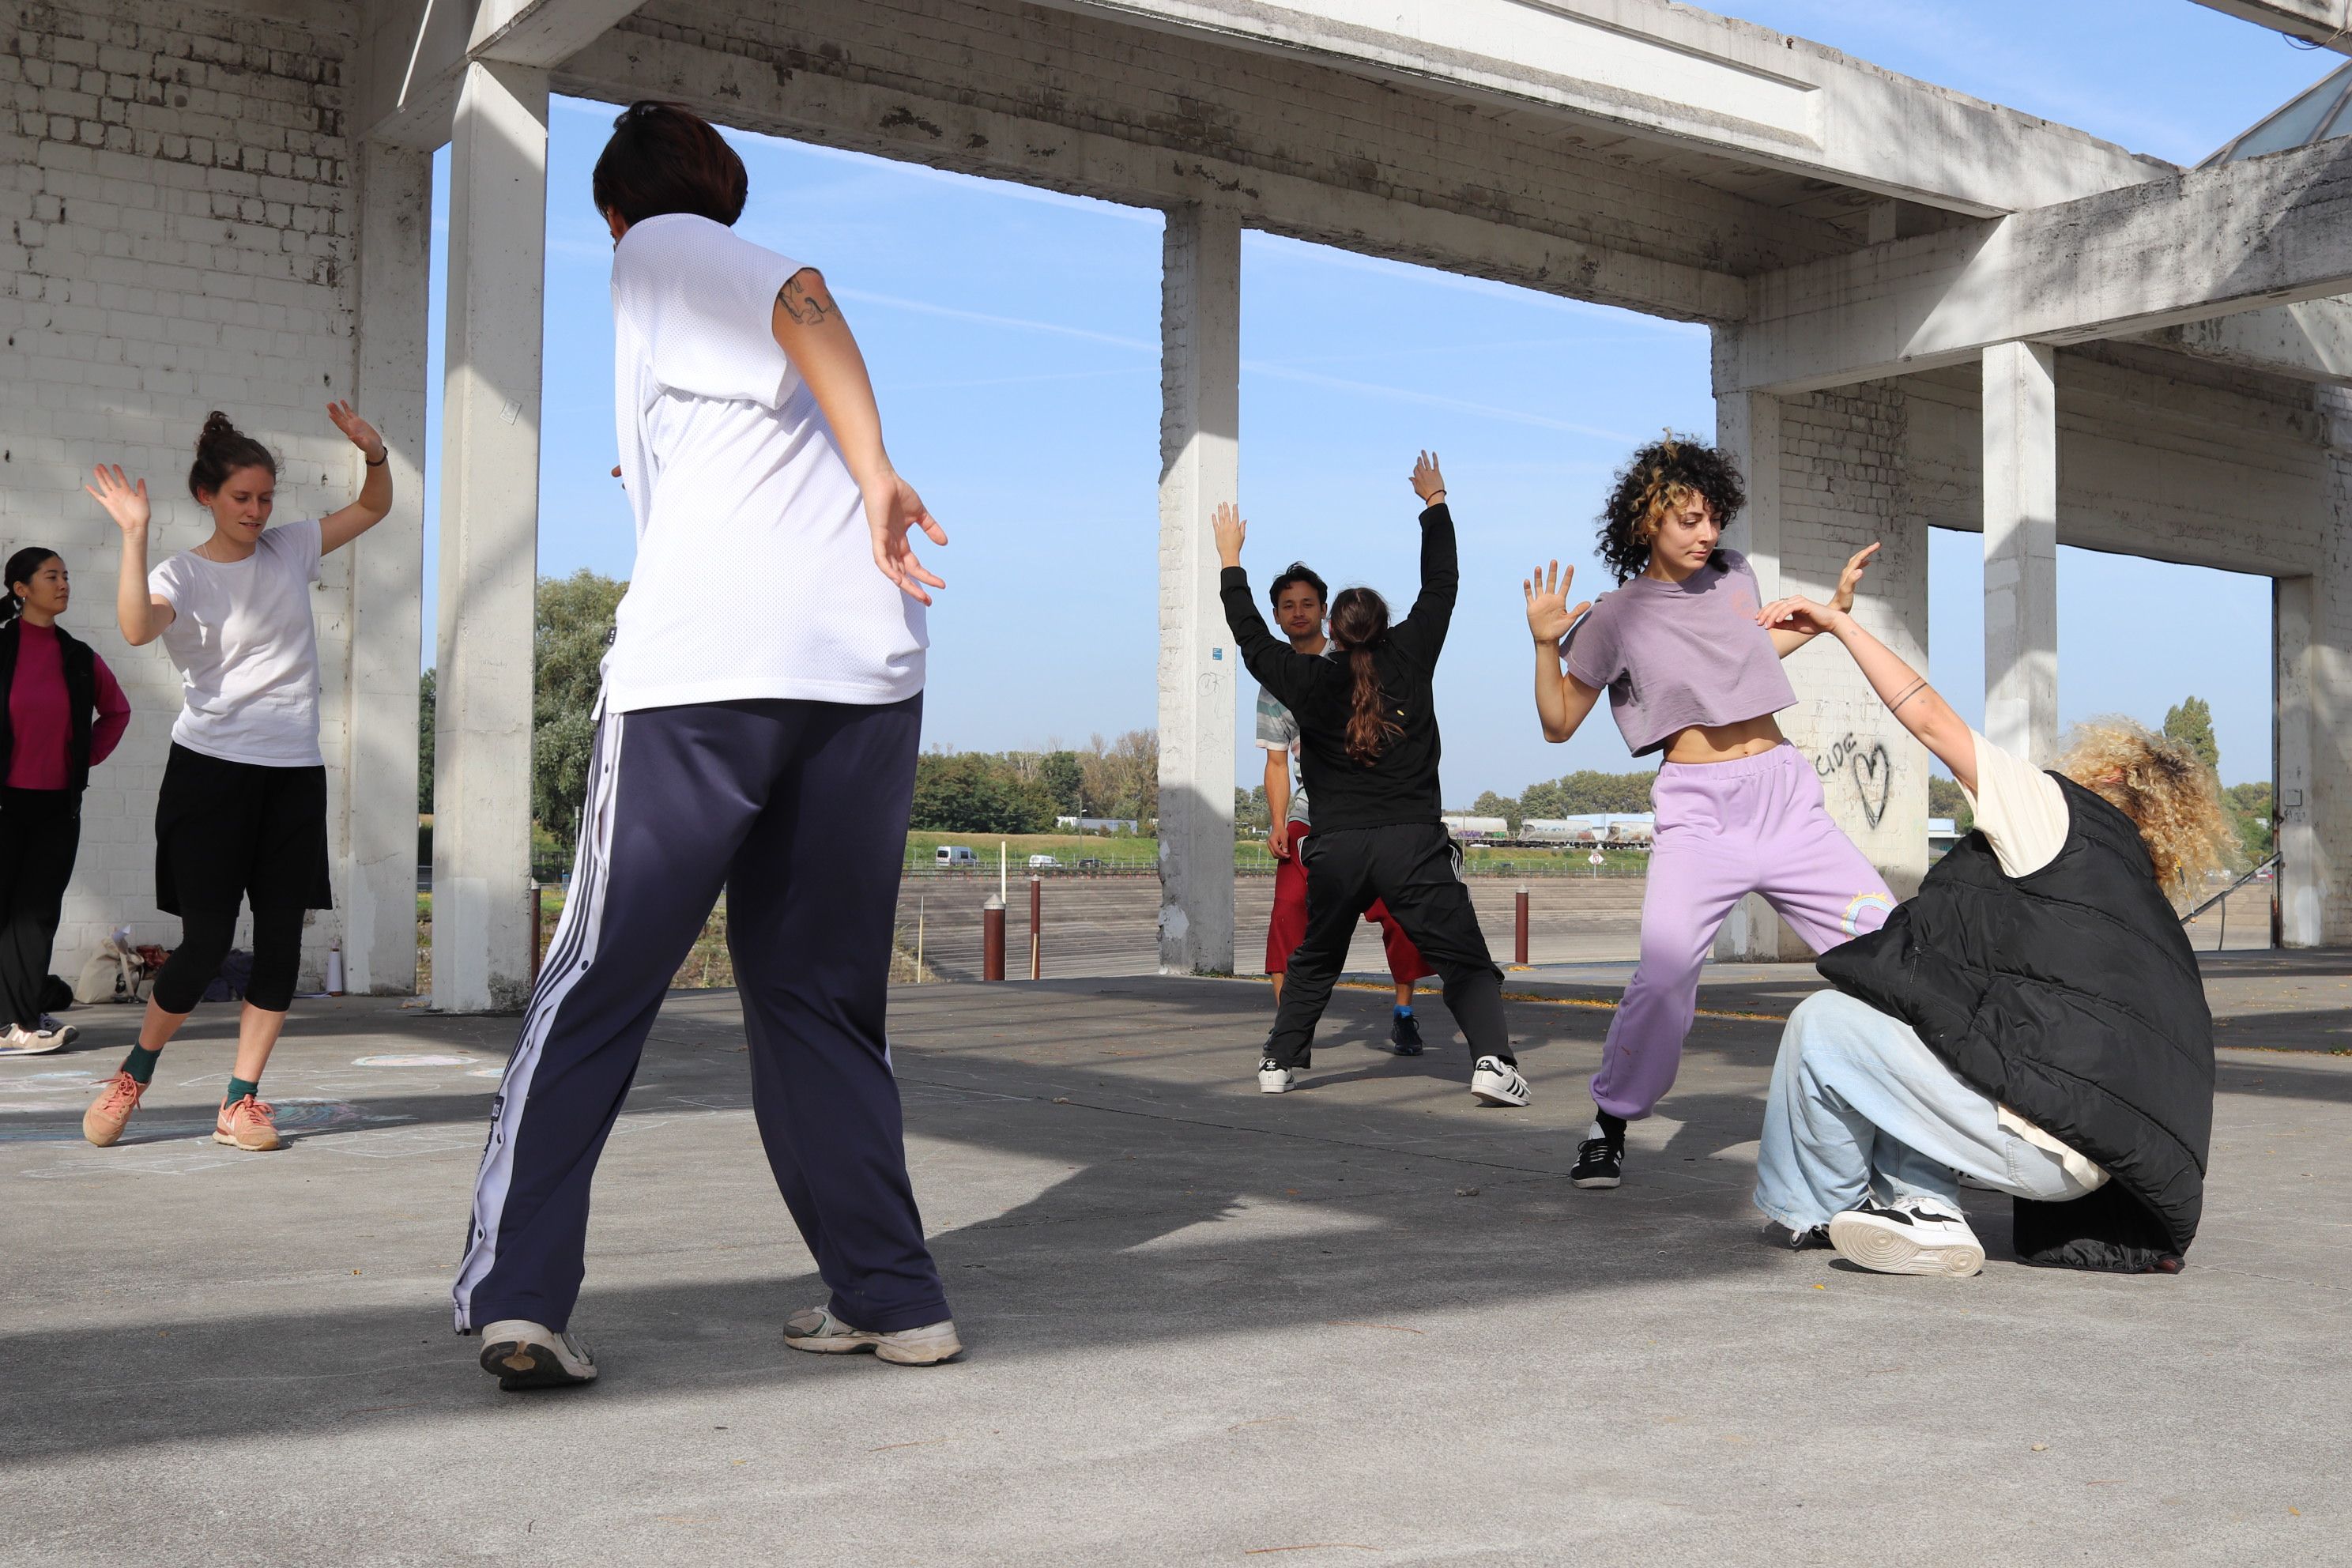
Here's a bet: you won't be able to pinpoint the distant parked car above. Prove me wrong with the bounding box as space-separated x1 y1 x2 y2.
1027 854 1061 869
936 845 978 867
1076 858 1105 869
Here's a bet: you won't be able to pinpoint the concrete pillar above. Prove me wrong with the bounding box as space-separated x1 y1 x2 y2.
1713 387 1783 962
2274 574 2320 947
345 141 432 996
1155 204 1240 975
1982 340 2060 767
432 61 548 1012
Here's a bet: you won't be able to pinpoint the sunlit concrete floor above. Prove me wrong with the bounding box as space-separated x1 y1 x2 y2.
2 956 2346 1564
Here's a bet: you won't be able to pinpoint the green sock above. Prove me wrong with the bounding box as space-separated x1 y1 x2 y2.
122 1046 162 1084
224 1075 260 1105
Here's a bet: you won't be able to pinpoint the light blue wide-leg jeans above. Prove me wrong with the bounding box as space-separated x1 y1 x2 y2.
1754 990 2098 1233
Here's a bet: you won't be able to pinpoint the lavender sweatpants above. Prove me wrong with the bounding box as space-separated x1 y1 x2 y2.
1592 744 1894 1121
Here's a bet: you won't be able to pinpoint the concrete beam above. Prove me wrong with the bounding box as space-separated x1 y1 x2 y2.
1721 134 2352 394
1982 342 2060 768
1711 388 1787 963
2276 571 2322 945
346 142 435 997
2129 300 2352 385
357 0 643 149
432 61 549 1012
2188 0 2352 52
1156 205 1239 976
556 20 1747 323
1036 0 2167 214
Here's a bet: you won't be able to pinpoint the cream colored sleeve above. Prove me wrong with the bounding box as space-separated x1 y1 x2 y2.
1960 729 2072 879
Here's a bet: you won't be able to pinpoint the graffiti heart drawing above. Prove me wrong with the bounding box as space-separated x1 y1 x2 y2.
1851 742 1891 829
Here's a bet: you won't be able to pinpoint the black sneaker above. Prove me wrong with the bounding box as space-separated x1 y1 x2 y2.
1761 1219 1833 1251
1389 1012 1423 1055
1570 1111 1626 1189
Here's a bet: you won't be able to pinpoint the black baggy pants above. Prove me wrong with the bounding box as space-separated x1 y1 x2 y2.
1265 820 1511 1069
0 788 77 1029
452 695 948 1336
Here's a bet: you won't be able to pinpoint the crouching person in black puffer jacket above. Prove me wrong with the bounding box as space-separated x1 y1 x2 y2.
1744 593 2237 1279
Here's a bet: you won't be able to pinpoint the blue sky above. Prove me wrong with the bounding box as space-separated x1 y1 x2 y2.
420 1 2323 795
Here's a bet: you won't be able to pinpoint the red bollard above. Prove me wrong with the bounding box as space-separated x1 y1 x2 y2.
1029 874 1042 980
982 895 1006 982
1513 885 1530 967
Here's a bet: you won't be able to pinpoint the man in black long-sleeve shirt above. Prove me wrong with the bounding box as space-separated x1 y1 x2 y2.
1217 453 1525 1106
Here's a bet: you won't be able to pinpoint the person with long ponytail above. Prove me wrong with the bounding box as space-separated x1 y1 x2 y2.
77 401 391 1152
1219 451 1529 1107
0 547 130 1054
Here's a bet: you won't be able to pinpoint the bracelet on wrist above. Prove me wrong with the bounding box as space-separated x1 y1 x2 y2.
364 450 387 467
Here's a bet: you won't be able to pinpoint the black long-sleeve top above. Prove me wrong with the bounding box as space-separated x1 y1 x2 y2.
1221 503 1457 832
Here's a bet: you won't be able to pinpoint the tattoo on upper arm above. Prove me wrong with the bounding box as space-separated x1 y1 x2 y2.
777 272 838 327
1889 678 1930 714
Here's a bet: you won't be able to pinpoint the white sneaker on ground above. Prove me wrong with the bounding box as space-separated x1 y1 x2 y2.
477 1318 598 1389
782 1306 963 1365
1828 1196 1985 1278
1257 1058 1295 1094
39 1015 77 1046
1470 1056 1530 1108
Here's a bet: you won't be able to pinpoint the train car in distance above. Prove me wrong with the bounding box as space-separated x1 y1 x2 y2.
1520 814 1657 847
1439 814 1511 842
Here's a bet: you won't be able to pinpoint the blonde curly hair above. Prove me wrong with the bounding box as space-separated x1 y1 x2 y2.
2054 718 2237 906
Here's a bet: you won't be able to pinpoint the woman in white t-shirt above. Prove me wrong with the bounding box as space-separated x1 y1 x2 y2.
78 404 392 1154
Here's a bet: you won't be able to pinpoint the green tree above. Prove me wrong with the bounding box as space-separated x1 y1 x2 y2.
1927 775 1973 835
1234 784 1270 835
2163 696 2220 775
533 571 628 842
1040 750 1086 815
418 667 435 813
2226 780 2274 861
910 752 1057 834
1471 790 1521 833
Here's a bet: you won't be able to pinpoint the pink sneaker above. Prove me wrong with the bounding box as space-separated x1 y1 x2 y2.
214 1093 282 1152
83 1070 147 1147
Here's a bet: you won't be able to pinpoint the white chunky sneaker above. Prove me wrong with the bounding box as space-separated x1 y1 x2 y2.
1828 1196 1985 1278
1257 1058 1295 1095
783 1306 963 1365
1470 1055 1530 1108
477 1319 598 1390
0 1023 67 1056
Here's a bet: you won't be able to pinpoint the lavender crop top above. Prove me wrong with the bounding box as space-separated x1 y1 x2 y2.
1560 548 1796 757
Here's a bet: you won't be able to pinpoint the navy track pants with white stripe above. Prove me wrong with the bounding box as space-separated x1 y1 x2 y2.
451 694 948 1336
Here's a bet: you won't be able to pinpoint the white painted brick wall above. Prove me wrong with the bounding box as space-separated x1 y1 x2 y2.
0 0 361 986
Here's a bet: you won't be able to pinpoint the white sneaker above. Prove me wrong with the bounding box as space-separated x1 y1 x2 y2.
1828 1196 1985 1277
477 1318 598 1389
1257 1058 1295 1094
1470 1056 1530 1107
783 1306 963 1365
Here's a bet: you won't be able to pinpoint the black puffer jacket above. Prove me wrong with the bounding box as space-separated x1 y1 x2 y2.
1818 775 2213 1270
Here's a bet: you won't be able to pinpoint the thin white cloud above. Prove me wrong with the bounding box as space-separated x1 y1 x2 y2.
831 287 1157 352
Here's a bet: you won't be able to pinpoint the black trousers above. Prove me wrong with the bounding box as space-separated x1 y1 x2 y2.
0 789 77 1029
452 695 947 1337
1267 820 1510 1069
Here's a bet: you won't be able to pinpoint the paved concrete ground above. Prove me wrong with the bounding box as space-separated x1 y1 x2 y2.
3 959 2346 1565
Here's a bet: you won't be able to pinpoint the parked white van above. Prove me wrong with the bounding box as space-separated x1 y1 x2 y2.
936 845 978 867
1027 854 1061 869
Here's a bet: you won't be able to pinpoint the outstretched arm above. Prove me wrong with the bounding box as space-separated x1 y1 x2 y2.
1758 596 1977 792
1525 560 1602 744
85 466 174 646
318 401 393 554
773 267 948 605
1768 541 1878 657
1393 450 1458 662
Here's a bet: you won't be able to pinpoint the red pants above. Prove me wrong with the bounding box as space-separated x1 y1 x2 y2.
1267 822 1434 982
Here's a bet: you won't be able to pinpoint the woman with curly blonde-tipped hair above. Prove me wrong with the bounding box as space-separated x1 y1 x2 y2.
1750 590 2233 1279
1526 435 1891 1191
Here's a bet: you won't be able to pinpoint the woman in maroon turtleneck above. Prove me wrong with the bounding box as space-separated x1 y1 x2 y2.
0 547 130 1053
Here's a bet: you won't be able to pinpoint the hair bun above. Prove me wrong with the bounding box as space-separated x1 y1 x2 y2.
197 410 239 450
